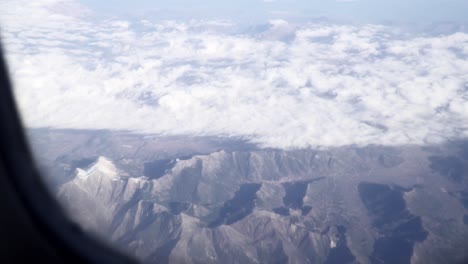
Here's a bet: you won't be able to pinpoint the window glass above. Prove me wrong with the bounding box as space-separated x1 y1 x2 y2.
1 0 468 263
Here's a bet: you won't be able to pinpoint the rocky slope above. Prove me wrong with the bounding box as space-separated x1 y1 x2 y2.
28 129 468 264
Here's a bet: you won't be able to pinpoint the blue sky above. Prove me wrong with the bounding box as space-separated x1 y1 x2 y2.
80 0 468 24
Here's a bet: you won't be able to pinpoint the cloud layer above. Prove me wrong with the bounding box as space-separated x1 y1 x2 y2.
1 0 468 149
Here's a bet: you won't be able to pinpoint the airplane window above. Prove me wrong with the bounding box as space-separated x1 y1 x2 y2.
1 0 468 263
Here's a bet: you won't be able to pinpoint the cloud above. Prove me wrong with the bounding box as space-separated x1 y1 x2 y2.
1 0 468 149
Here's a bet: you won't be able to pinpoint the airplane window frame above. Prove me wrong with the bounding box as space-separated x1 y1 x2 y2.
0 43 137 263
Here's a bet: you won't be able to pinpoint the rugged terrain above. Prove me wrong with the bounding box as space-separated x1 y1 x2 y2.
27 129 468 264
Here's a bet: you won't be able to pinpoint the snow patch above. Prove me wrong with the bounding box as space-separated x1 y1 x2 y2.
75 156 119 179
330 239 336 248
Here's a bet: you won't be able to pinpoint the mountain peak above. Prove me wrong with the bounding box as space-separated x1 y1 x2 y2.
76 156 118 179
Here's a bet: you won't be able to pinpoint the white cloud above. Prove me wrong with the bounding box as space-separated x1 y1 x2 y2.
1 0 468 149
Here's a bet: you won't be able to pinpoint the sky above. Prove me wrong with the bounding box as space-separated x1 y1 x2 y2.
0 0 468 149
79 0 468 24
